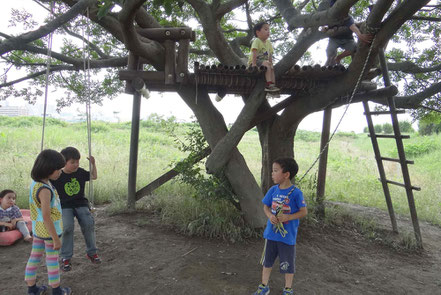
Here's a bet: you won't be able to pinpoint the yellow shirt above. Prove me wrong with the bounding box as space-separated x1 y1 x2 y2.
248 38 274 65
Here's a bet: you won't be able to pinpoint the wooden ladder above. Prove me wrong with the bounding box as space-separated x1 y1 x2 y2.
362 49 422 248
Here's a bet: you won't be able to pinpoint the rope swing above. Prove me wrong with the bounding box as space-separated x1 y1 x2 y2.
82 7 95 211
40 1 55 151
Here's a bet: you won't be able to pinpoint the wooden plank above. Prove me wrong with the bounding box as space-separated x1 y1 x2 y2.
176 39 190 83
135 147 211 201
164 40 176 85
137 27 194 41
119 70 165 81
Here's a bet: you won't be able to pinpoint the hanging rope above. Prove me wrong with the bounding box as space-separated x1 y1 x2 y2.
40 1 55 151
82 7 95 210
298 35 378 183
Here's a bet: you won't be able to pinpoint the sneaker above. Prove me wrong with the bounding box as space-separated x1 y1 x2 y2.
28 285 48 295
86 253 101 264
282 287 294 295
60 286 72 295
61 258 72 272
264 84 280 92
252 284 270 295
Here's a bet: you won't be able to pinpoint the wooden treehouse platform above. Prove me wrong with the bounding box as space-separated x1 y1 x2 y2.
118 27 348 96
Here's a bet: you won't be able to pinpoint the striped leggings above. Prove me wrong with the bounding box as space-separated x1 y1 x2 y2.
24 236 60 286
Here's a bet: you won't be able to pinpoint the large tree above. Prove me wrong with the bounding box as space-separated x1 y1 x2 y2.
1 0 439 227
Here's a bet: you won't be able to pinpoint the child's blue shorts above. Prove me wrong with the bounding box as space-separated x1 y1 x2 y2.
262 239 296 274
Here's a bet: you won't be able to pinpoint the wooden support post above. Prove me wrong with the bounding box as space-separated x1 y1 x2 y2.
316 107 332 220
164 40 176 85
135 147 211 201
127 54 141 211
176 39 190 83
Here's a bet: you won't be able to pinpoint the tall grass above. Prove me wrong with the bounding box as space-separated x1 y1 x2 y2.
1 116 440 235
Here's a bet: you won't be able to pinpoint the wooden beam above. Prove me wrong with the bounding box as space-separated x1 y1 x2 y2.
164 40 176 85
135 147 211 201
176 39 190 83
136 27 195 41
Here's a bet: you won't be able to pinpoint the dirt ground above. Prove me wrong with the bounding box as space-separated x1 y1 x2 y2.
2 203 441 295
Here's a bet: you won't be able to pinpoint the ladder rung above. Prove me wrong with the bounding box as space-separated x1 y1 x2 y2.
364 110 406 116
369 134 410 139
380 157 414 164
380 178 421 191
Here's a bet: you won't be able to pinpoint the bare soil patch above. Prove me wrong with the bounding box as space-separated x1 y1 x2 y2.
2 204 441 295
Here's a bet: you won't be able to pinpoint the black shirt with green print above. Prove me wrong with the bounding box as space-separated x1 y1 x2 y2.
52 168 90 208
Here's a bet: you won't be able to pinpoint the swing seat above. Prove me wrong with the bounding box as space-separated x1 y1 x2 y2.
0 209 32 246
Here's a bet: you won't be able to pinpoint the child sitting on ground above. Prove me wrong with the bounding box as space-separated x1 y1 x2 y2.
51 146 100 272
248 22 280 92
252 158 308 295
0 189 32 242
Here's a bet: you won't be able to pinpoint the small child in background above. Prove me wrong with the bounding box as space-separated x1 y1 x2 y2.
248 22 280 92
0 189 32 242
52 146 100 272
24 149 72 295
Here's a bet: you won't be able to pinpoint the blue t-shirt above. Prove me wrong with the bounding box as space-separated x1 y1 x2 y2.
262 185 306 245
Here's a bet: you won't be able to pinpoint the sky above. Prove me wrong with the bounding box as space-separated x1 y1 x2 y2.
1 0 417 133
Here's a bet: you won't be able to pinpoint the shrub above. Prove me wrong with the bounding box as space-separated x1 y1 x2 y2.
382 123 393 134
403 137 438 157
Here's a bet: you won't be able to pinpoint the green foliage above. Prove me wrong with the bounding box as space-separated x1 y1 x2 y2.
399 121 414 133
145 195 259 242
403 137 438 157
171 123 239 208
374 124 383 133
418 112 441 135
382 123 393 134
295 130 320 142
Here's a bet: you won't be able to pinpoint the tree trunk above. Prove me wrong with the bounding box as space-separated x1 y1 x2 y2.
177 86 267 228
258 118 298 193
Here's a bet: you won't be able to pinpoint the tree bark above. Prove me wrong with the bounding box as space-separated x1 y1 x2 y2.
177 86 266 228
258 118 297 193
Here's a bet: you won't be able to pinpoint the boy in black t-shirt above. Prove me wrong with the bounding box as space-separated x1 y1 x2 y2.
52 147 101 271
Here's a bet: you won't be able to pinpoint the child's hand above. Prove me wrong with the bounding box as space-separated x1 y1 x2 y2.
87 156 96 165
277 213 291 223
53 237 61 250
11 219 17 228
269 215 279 225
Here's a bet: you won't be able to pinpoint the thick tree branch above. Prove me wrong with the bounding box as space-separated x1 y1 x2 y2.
388 61 441 73
411 16 441 21
274 0 358 30
0 65 72 88
373 81 441 108
187 0 243 65
215 0 247 20
119 0 164 69
0 0 96 55
0 55 127 89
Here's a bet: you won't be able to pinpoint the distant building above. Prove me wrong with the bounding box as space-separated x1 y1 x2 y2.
0 105 29 117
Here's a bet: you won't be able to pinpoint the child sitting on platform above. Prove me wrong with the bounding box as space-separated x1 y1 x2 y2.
248 22 280 92
0 189 32 242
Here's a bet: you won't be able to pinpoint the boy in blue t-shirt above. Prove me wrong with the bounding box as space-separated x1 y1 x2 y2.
253 158 307 295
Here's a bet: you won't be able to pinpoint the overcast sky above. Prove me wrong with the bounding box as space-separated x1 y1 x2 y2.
1 0 416 132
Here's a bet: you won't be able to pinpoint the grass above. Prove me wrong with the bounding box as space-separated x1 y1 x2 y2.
1 116 440 242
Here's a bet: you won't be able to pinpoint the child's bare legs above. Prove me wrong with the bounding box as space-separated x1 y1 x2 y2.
285 273 294 289
262 266 272 285
262 60 275 84
16 220 32 242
